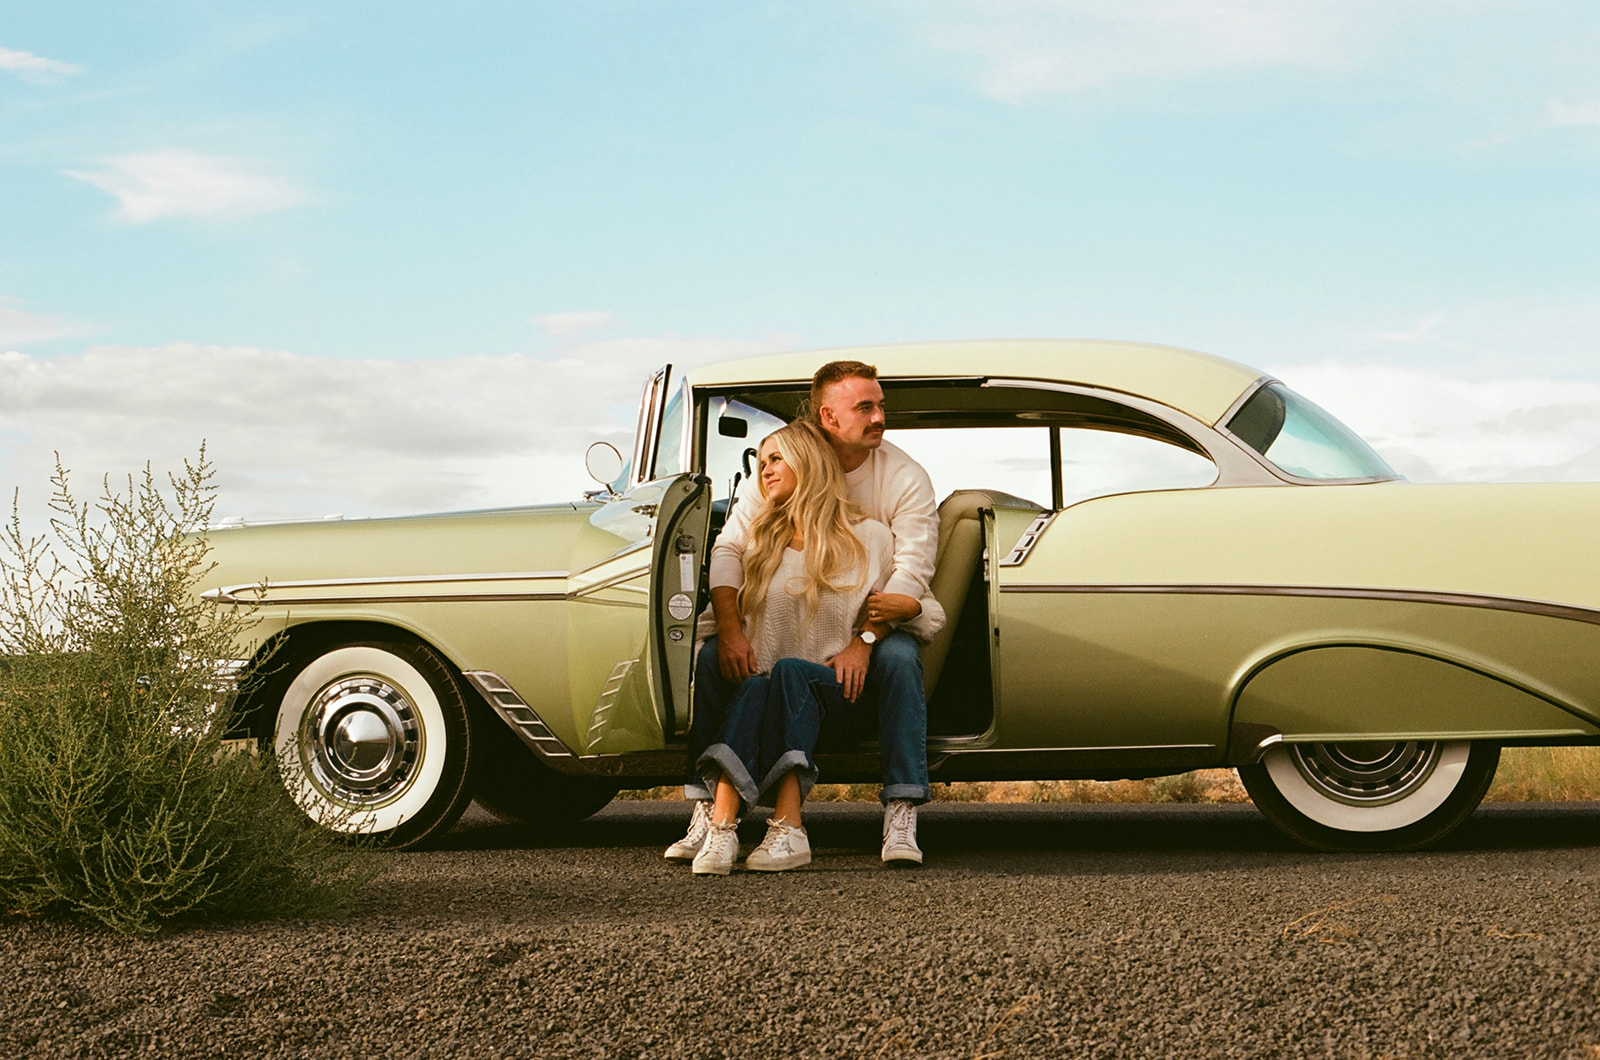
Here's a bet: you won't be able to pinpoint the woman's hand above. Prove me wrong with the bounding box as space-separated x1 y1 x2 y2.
865 592 921 625
718 628 758 682
828 638 872 702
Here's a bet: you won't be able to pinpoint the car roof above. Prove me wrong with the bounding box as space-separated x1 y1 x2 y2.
683 339 1267 427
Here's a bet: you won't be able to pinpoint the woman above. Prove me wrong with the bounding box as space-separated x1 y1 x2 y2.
689 418 897 875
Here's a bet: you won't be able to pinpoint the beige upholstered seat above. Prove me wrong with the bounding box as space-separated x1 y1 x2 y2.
919 490 1040 696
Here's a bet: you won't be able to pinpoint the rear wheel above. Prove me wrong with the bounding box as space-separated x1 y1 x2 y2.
272 641 475 848
1238 739 1499 851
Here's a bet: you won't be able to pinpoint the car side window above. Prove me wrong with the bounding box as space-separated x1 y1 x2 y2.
889 425 1216 511
1055 427 1217 506
703 397 786 503
653 381 688 480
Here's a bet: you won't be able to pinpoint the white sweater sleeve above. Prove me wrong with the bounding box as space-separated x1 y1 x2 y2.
879 447 939 602
707 480 758 590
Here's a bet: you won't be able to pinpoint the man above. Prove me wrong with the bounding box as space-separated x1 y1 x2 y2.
666 360 944 865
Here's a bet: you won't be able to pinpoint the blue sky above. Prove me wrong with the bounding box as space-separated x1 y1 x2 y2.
3 2 1600 516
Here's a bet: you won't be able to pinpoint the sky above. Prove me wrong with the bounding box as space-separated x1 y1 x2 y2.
3 1 1599 521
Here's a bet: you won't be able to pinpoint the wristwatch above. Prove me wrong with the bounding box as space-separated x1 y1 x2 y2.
858 629 878 646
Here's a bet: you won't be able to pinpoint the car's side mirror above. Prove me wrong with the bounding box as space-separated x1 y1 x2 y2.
584 442 625 497
717 415 749 438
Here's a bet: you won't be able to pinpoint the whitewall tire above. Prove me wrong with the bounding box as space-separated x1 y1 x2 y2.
273 641 474 848
1238 740 1499 851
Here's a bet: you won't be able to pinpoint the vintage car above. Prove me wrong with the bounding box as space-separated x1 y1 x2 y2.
202 340 1600 852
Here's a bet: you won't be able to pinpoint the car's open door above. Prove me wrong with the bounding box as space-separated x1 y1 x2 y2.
565 365 710 753
644 471 711 738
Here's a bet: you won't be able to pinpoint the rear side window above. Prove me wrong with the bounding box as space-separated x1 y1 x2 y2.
1227 383 1397 482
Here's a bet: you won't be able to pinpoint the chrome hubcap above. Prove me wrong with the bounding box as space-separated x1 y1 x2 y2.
302 675 421 806
1289 741 1441 805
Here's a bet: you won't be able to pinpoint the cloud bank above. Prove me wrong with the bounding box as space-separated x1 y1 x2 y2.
64 152 307 224
4 343 1599 530
1276 363 1600 483
0 336 792 522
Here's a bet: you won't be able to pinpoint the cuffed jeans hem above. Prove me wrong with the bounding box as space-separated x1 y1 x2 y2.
696 744 760 807
880 783 932 806
756 749 819 807
682 783 712 801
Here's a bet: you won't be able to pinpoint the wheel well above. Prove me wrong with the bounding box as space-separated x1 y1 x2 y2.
232 620 440 739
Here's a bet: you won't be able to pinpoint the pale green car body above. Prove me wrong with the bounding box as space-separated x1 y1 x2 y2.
205 341 1600 850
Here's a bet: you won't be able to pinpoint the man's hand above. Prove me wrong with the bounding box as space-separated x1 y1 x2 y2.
865 592 921 625
718 628 757 683
827 638 872 702
709 585 755 681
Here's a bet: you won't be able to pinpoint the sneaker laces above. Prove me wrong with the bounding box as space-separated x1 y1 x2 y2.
884 801 916 847
686 799 712 839
757 818 800 856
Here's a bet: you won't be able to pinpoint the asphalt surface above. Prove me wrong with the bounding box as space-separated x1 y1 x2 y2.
4 800 1600 1059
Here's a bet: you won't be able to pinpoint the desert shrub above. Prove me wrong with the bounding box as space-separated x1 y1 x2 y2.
0 452 377 934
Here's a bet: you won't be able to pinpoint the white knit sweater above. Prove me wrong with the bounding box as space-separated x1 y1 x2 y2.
744 520 894 673
709 439 945 641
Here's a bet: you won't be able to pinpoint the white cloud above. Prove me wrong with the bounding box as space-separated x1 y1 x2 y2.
1273 362 1600 484
0 335 795 523
536 310 616 338
64 152 307 224
901 0 1351 98
1548 98 1600 127
0 297 86 347
0 46 83 85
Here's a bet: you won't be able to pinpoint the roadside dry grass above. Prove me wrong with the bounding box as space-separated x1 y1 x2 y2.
1485 746 1600 802
617 747 1600 805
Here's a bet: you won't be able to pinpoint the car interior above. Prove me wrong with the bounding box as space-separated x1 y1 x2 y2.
691 378 1214 741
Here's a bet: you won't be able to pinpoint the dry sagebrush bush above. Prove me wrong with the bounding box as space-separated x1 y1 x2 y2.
0 451 376 934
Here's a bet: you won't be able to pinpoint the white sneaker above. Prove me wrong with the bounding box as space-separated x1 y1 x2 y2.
881 800 922 865
744 818 812 872
691 821 740 876
664 800 714 861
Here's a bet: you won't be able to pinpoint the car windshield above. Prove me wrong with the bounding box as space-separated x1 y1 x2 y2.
1226 382 1397 482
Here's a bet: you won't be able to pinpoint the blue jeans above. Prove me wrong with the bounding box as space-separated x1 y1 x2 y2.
684 632 932 805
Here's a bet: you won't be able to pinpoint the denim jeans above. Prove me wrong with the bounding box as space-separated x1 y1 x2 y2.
684 632 932 805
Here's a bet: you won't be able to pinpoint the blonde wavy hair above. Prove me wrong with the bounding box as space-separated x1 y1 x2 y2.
738 418 867 623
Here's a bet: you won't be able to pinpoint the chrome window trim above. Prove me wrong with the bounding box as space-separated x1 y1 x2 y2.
981 377 1280 488
631 366 669 488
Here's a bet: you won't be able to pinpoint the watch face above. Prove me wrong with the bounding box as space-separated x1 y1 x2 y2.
860 630 877 645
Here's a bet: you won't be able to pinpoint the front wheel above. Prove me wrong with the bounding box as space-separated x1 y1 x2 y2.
272 641 476 848
1238 740 1499 851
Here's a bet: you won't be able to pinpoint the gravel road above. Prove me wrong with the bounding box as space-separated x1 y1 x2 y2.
4 800 1600 1059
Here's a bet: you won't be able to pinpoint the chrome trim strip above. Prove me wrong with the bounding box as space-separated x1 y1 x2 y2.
202 570 570 605
937 743 1216 756
220 592 569 606
1000 582 1600 626
464 670 580 762
999 511 1057 567
568 566 650 599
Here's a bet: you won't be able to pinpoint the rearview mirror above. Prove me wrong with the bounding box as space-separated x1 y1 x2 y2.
717 415 749 438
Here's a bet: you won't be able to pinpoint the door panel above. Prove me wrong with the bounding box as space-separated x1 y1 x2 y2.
995 505 1228 753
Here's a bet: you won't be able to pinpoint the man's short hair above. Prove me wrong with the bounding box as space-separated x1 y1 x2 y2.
810 360 878 414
